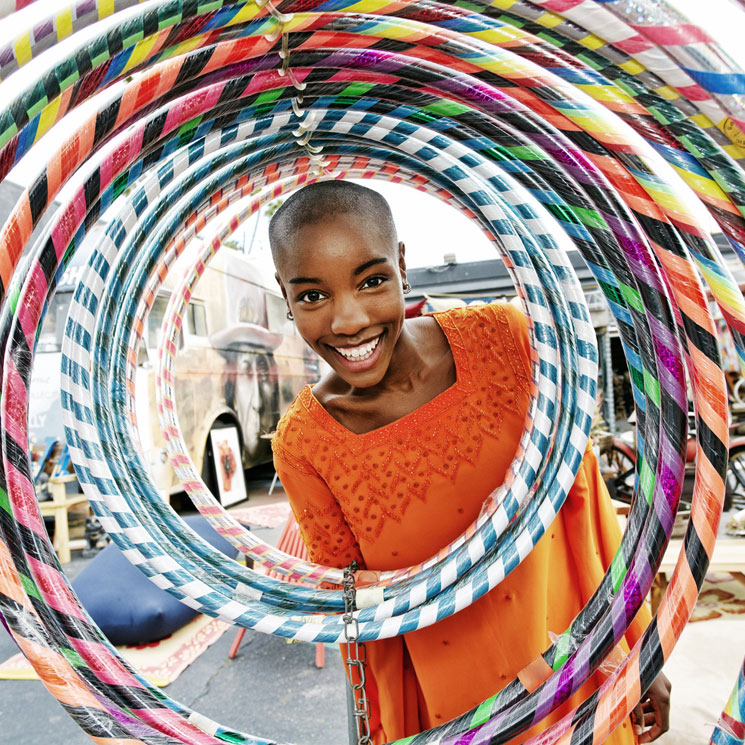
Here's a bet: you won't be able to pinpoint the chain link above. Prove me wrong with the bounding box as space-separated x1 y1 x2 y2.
343 562 372 745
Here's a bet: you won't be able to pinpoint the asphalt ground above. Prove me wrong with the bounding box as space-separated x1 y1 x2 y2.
0 473 351 745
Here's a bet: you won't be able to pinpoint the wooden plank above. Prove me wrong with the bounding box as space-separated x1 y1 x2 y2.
658 536 745 574
40 475 88 564
651 535 745 614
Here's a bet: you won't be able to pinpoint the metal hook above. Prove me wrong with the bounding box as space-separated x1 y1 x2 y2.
295 131 323 154
264 22 283 43
307 151 329 176
255 0 293 23
286 66 306 91
292 111 314 133
277 32 291 77
291 97 305 117
291 125 304 137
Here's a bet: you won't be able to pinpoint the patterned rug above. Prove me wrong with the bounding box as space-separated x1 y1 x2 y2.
229 500 292 529
3 557 732 688
0 613 230 686
690 572 745 623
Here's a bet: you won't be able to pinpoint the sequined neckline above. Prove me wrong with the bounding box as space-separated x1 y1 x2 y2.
298 310 472 445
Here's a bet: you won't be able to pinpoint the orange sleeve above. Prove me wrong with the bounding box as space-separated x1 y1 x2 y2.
272 445 364 571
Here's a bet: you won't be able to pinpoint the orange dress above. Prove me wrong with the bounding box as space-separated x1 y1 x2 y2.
272 302 648 745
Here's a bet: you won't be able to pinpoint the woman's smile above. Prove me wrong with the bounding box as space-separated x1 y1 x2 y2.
327 332 386 372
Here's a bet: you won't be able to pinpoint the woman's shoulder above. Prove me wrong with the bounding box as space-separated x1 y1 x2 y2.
434 301 530 363
271 387 318 472
435 298 525 325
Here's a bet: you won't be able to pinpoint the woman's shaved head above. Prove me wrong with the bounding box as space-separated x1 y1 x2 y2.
269 181 398 271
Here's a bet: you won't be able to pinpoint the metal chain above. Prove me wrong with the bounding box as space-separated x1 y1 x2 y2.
343 561 372 745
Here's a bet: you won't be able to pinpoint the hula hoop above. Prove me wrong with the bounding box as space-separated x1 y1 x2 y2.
0 1 740 743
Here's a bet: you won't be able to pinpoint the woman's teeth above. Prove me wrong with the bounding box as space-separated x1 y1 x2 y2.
334 336 380 360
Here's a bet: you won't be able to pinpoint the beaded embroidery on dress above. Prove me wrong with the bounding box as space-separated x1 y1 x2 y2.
272 303 531 558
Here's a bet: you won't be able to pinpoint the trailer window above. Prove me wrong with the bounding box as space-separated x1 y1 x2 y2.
188 302 208 337
148 295 183 350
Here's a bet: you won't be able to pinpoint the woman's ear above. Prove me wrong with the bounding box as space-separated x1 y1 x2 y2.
398 241 407 283
275 272 288 303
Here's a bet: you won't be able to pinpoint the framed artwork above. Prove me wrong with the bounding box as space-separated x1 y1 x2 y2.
209 426 246 507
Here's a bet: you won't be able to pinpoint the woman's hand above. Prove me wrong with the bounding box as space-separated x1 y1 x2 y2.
354 569 381 586
632 672 672 742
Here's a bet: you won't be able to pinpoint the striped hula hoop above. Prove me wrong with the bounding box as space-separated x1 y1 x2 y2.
0 1 741 743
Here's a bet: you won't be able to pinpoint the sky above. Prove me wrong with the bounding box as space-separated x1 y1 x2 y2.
2 0 744 269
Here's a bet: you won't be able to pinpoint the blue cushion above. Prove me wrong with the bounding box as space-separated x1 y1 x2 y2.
73 514 239 645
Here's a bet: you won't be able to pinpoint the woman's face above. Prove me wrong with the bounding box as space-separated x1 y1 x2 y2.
275 212 407 389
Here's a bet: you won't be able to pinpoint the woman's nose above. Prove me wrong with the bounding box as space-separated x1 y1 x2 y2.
330 298 370 336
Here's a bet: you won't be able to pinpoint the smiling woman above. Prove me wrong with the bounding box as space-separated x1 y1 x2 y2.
271 183 457 432
268 180 669 744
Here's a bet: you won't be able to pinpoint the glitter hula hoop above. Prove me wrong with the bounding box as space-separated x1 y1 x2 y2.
0 0 720 716
711 657 745 745
0 0 739 743
65 119 586 616
0 26 716 745
149 164 569 585
7 74 592 720
79 82 670 623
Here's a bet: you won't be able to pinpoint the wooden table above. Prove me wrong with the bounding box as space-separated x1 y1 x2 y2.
651 534 745 614
39 474 88 564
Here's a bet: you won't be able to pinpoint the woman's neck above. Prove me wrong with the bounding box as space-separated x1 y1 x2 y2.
348 321 426 398
313 316 457 434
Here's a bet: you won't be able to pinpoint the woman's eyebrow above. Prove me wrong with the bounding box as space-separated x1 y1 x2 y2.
289 258 390 284
354 257 390 275
288 275 323 284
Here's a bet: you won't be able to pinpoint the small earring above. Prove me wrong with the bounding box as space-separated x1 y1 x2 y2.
286 309 294 320
402 281 412 295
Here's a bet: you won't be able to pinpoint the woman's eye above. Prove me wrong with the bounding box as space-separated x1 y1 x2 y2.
361 275 387 289
297 290 326 303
